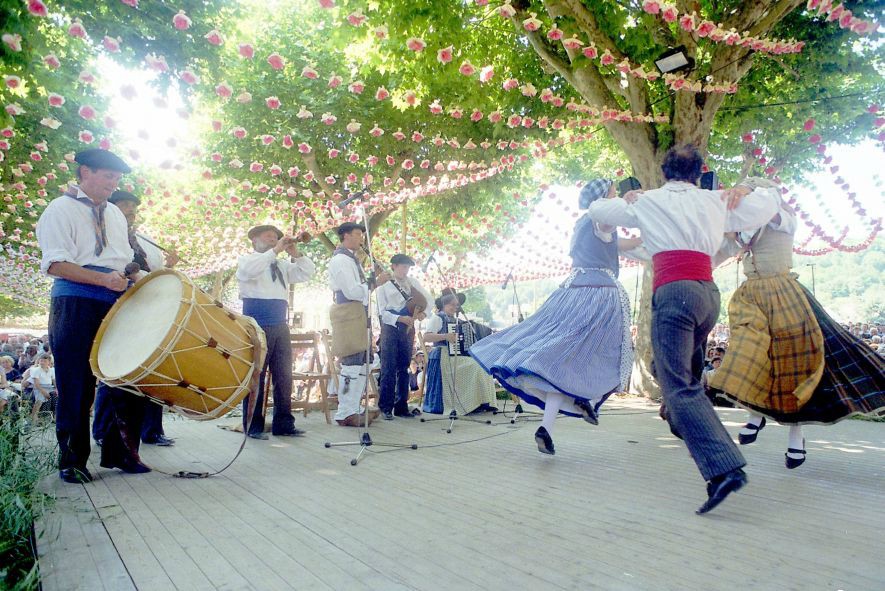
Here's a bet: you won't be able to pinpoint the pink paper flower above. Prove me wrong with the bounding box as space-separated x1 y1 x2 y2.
502 78 519 91
321 112 337 125
522 13 541 32
520 82 537 96
470 109 484 122
261 134 275 145
102 36 121 52
43 53 61 69
318 0 335 8
437 45 454 64
288 167 300 178
498 2 516 18
808 134 822 144
2 33 22 52
211 152 223 162
449 107 463 119
328 75 342 88
367 155 379 166
412 131 424 143
600 50 615 65
120 0 138 7
404 90 418 106
99 138 111 150
68 19 87 38
347 11 367 26
803 118 815 131
205 30 224 46
348 153 360 164
679 13 695 32
231 127 247 139
459 61 476 76
216 82 233 98
375 86 390 100
173 10 191 30
48 93 65 107
696 20 715 37
662 6 678 22
302 66 318 79
145 54 169 72
489 111 502 123
370 124 384 137
267 53 285 70
348 81 365 94
4 75 21 89
392 129 406 140
562 36 583 50
507 115 521 128
270 165 282 176
374 25 388 39
406 37 426 52
27 0 49 16
179 70 200 85
250 162 263 173
429 100 443 115
402 159 414 170
642 1 661 14
78 105 96 120
479 65 494 83
547 25 563 41
386 155 396 166
238 43 254 58
78 130 94 144
281 135 294 149
265 96 281 109
79 70 96 84
298 143 311 154
4 103 23 116
328 149 340 158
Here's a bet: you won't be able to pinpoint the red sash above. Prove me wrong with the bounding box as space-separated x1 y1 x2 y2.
652 250 713 291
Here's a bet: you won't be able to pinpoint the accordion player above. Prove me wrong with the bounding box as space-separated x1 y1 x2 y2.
446 319 492 356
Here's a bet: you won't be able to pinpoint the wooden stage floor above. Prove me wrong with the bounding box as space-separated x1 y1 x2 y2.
36 399 885 591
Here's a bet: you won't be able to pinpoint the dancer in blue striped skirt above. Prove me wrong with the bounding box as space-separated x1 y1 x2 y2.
470 179 641 455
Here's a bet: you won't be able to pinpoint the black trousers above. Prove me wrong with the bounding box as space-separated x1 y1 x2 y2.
94 389 165 442
242 323 294 435
49 296 144 471
651 281 746 481
379 323 413 413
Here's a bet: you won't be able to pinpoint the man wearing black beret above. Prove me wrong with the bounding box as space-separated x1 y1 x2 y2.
36 149 151 483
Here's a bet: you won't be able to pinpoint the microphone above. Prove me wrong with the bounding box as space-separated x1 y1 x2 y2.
421 251 435 273
337 190 366 209
500 271 513 290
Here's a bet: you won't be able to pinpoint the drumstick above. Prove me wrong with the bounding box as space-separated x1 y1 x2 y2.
137 233 189 265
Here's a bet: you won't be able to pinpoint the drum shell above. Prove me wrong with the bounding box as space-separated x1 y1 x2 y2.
89 269 266 420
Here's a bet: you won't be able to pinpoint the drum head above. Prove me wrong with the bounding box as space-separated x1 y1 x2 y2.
96 273 183 379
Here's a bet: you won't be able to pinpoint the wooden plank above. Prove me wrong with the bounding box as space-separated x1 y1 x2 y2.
37 399 885 591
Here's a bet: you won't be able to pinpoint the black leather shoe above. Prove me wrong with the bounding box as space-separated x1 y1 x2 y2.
785 439 806 469
59 467 93 484
100 457 151 474
738 417 766 445
573 399 599 426
382 411 394 420
274 428 307 437
144 435 175 446
393 409 415 418
696 468 747 515
534 426 555 455
247 432 269 440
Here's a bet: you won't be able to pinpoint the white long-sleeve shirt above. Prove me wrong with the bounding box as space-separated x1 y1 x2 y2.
36 187 133 275
375 277 433 327
328 250 369 305
587 182 779 257
236 249 316 300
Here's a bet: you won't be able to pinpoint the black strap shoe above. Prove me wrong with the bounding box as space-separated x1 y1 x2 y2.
274 428 307 437
785 439 806 469
382 411 395 420
738 417 766 445
534 426 555 455
573 399 599 426
247 432 269 440
59 467 93 484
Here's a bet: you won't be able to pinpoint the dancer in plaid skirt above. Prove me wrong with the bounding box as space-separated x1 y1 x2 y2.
709 178 885 468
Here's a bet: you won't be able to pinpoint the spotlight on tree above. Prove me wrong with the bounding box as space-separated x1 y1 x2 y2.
654 46 694 74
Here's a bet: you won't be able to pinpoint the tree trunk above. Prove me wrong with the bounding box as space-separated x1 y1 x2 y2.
630 265 660 400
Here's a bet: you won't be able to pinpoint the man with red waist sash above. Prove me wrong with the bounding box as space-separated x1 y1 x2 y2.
588 144 778 514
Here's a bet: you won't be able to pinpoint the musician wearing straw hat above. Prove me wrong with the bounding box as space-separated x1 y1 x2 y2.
237 224 316 439
91 190 178 448
375 254 432 420
36 148 150 484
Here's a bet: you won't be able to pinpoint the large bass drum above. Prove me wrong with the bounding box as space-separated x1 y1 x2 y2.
89 269 266 420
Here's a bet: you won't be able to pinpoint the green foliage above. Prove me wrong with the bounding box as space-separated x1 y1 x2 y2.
0 416 56 591
0 296 40 324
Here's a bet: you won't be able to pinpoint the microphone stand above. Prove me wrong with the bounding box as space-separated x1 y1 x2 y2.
323 205 418 466
497 272 542 425
418 255 494 433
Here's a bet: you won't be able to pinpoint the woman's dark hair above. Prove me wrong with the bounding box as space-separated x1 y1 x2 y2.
661 144 704 184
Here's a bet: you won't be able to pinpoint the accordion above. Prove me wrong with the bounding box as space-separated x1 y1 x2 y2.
446 319 492 356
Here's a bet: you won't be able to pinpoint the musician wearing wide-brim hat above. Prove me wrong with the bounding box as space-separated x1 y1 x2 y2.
375 253 432 420
237 224 316 439
36 148 151 483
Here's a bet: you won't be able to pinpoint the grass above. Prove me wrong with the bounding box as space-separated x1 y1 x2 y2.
0 413 56 591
